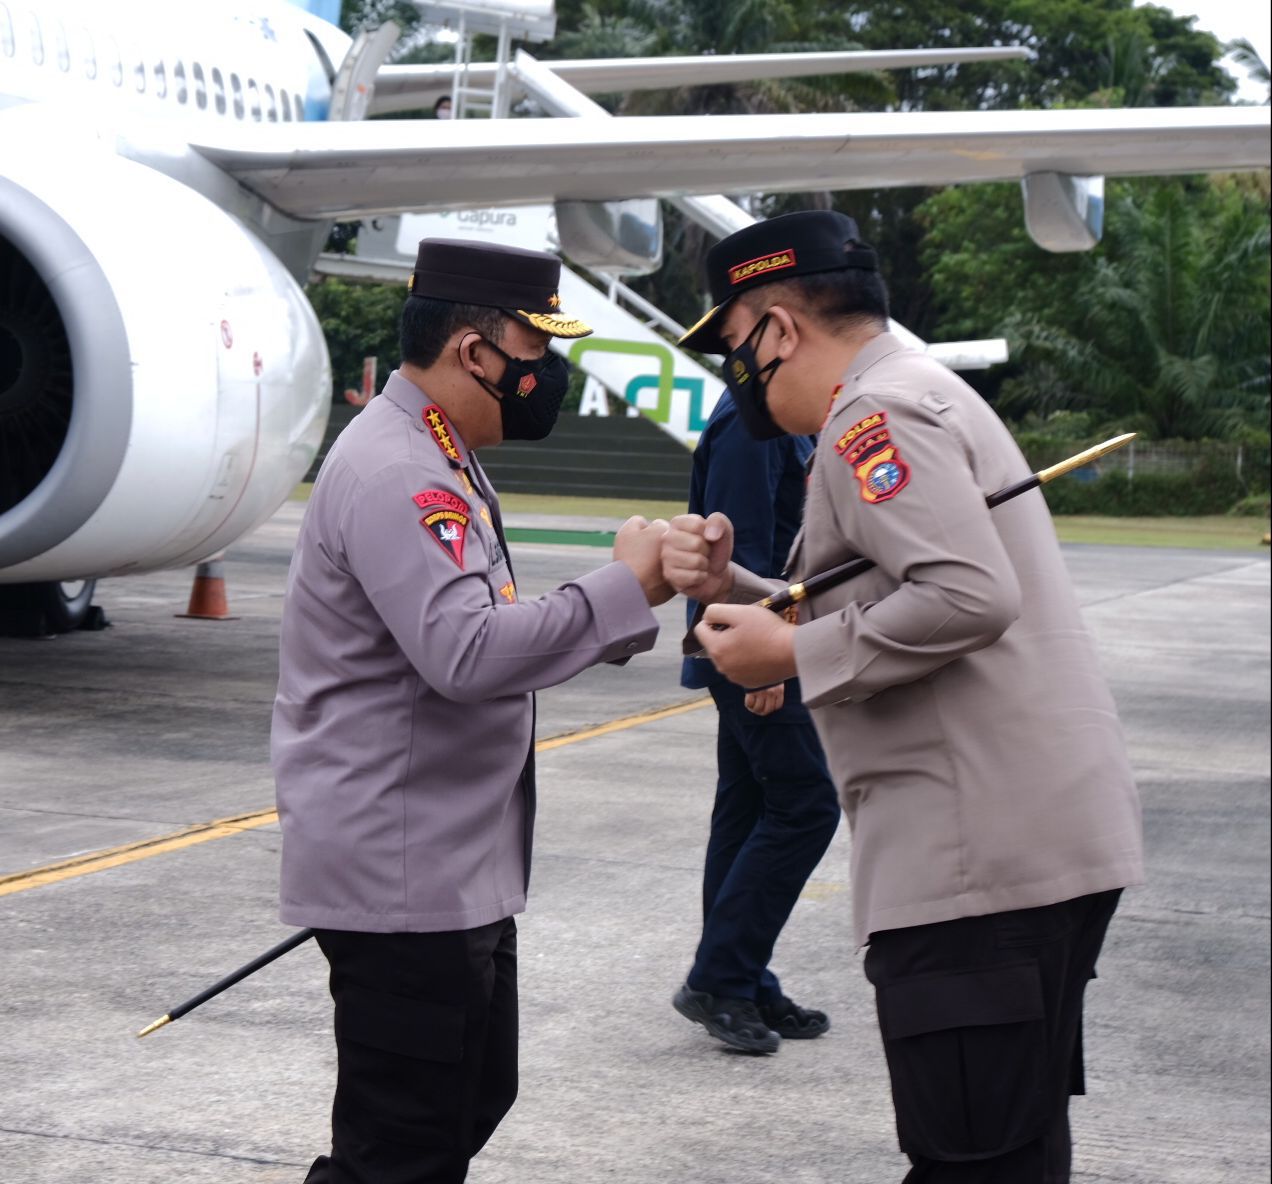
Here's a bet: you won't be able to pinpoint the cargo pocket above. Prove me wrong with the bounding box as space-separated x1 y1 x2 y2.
875 961 1049 1161
333 986 469 1144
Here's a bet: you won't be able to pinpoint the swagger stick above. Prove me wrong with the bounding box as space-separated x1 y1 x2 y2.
136 927 315 1037
683 433 1136 656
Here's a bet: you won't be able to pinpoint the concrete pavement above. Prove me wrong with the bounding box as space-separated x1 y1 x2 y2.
0 503 1267 1183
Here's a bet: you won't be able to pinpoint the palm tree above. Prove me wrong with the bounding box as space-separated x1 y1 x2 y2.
1004 180 1271 440
1227 36 1271 103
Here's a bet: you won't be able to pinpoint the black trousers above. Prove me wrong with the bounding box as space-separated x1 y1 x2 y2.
689 680 840 1002
863 890 1122 1184
304 918 518 1184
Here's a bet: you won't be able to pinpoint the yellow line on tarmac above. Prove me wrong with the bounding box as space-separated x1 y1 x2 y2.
534 695 711 751
0 696 711 898
0 809 280 898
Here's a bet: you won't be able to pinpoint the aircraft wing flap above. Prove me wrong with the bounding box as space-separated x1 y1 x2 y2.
191 108 1271 223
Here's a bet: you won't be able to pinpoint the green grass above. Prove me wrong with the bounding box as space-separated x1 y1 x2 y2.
1051 515 1270 551
291 486 1269 551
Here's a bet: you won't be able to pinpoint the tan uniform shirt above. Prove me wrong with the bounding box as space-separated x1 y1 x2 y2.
733 334 1143 945
272 371 659 933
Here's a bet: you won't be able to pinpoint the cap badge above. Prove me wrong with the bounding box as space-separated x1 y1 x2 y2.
729 248 797 286
548 293 562 309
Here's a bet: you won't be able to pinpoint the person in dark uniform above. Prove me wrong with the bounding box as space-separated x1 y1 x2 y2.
272 239 672 1184
662 211 1143 1182
673 389 840 1054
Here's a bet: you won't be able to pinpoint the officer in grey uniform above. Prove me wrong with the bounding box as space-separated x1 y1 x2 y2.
664 211 1144 1183
272 239 670 1184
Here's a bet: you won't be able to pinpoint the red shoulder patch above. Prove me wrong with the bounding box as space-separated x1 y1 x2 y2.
412 489 468 514
834 411 887 457
854 443 911 504
412 489 471 567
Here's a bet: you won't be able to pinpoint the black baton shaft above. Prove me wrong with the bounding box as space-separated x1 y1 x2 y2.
137 927 315 1037
683 434 1133 654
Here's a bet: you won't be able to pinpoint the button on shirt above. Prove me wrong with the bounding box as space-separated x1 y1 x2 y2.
273 371 659 933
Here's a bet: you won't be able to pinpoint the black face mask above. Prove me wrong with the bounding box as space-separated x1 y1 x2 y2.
723 314 785 440
466 337 571 441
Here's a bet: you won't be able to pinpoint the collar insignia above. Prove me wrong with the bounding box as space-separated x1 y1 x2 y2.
423 403 461 462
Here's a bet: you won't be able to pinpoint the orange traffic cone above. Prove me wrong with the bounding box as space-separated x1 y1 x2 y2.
176 556 238 621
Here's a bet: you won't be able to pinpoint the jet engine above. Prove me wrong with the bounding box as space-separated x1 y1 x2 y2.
0 126 330 632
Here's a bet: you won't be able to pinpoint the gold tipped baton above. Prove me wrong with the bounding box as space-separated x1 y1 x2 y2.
683 432 1136 656
136 927 315 1038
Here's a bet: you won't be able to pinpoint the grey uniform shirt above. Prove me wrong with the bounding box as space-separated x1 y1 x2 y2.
273 370 659 933
730 334 1144 946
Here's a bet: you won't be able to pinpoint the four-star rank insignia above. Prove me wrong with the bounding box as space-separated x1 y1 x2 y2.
412 489 470 567
422 403 460 462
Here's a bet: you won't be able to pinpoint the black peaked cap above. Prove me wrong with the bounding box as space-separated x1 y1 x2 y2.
408 238 591 339
680 211 877 354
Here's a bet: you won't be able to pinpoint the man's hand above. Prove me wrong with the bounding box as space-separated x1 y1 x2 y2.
662 513 735 603
744 684 786 716
695 603 798 689
613 516 674 606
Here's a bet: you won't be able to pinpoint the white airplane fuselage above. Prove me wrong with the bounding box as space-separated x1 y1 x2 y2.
0 1 347 584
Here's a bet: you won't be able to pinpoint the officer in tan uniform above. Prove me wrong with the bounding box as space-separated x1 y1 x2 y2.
273 239 670 1184
664 211 1143 1183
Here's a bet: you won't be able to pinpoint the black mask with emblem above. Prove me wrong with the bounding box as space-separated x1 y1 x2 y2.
723 314 786 441
468 337 572 441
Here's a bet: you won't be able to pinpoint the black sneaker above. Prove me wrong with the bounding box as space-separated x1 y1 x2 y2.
758 994 830 1039
673 983 780 1054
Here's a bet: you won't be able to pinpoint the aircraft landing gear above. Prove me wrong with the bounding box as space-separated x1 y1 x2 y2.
0 579 109 637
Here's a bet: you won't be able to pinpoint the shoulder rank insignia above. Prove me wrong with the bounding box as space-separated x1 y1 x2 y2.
412 489 470 567
855 444 911 504
422 403 461 463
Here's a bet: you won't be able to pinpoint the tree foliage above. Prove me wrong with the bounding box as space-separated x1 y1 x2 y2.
309 0 1268 447
920 174 1271 440
306 278 405 399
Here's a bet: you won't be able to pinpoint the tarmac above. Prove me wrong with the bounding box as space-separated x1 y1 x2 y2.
0 502 1268 1184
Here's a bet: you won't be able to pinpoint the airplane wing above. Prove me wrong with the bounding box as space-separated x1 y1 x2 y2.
192 106 1270 223
369 47 1036 115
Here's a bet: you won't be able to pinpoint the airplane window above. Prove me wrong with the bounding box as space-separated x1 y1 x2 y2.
27 10 42 66
211 66 225 115
0 6 13 59
280 88 292 121
153 60 167 99
293 93 303 122
133 58 145 93
264 82 277 123
105 37 121 86
79 28 96 79
173 60 187 104
247 78 261 122
230 72 244 120
193 62 206 110
53 18 68 71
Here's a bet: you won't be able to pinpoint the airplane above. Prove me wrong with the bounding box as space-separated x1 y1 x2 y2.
1 0 1267 637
